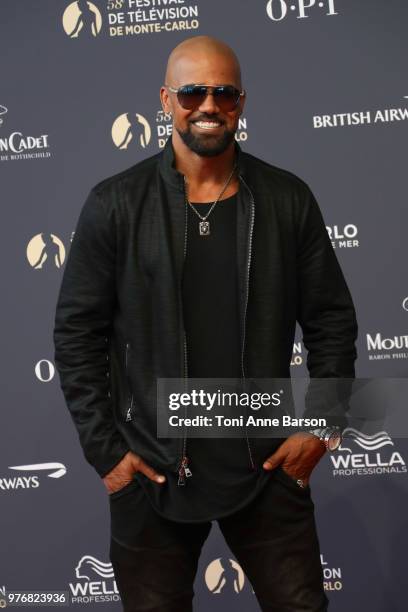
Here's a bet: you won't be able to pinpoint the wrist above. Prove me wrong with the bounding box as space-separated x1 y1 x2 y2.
307 426 342 452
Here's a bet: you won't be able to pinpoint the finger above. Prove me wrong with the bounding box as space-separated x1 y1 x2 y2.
263 449 286 470
134 456 166 483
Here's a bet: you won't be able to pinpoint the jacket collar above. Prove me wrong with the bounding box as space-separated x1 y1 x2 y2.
158 135 249 192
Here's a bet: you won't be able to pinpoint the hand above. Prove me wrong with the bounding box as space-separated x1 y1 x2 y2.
103 451 166 495
262 432 326 486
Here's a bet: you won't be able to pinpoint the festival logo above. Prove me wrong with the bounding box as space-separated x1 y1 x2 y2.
112 112 151 150
26 233 65 270
205 558 245 595
62 1 103 38
62 0 200 39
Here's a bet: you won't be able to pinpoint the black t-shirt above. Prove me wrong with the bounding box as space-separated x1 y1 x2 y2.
181 194 241 379
135 190 271 522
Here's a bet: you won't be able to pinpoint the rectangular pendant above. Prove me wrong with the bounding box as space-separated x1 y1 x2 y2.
199 221 210 236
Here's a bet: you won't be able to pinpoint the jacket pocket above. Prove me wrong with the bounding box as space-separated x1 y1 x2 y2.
124 341 134 422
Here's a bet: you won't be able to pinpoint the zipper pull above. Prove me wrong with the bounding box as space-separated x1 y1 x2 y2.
177 455 192 486
126 395 134 422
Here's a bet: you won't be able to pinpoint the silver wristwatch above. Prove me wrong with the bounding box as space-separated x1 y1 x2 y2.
308 426 342 452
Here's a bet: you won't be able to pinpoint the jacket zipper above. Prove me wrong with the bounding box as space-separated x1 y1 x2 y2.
125 341 134 422
238 173 256 470
177 188 191 485
176 172 256 484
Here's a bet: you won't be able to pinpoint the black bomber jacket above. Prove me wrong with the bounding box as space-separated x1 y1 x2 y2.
53 136 358 480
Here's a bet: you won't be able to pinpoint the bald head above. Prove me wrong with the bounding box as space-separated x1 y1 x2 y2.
164 35 242 90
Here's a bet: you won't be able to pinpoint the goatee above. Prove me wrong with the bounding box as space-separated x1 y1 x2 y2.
175 124 236 157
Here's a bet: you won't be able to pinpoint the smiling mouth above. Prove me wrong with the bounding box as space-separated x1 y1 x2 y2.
192 120 223 130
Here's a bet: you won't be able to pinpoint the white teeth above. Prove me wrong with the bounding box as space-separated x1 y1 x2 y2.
194 121 221 129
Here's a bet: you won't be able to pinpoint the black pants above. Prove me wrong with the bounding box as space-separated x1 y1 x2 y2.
108 466 329 612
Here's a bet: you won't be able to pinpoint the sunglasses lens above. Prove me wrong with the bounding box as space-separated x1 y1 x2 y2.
176 85 241 111
214 86 240 111
177 85 207 110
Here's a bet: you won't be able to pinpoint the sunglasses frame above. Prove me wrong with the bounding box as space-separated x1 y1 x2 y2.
165 83 245 110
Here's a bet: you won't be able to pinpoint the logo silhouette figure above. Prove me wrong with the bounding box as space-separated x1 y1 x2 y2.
33 233 62 269
117 113 147 149
69 0 98 38
211 558 241 595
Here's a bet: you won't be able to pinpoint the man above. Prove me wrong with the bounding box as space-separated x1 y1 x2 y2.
53 35 357 611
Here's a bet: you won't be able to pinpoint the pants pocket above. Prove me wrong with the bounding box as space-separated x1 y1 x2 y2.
273 465 311 495
108 478 139 501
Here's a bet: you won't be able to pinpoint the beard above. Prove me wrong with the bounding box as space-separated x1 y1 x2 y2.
175 122 237 157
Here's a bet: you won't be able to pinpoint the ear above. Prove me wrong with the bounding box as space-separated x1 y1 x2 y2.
160 86 172 114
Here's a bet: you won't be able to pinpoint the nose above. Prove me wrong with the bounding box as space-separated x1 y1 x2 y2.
197 90 220 114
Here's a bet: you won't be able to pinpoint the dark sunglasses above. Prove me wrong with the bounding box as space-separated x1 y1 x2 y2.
166 83 245 112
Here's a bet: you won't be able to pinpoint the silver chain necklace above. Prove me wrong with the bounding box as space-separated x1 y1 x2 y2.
183 161 237 236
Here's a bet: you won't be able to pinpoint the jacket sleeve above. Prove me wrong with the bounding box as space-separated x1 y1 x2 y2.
295 185 358 430
53 187 130 478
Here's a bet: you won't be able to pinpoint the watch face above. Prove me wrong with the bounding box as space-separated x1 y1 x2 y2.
328 431 342 451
